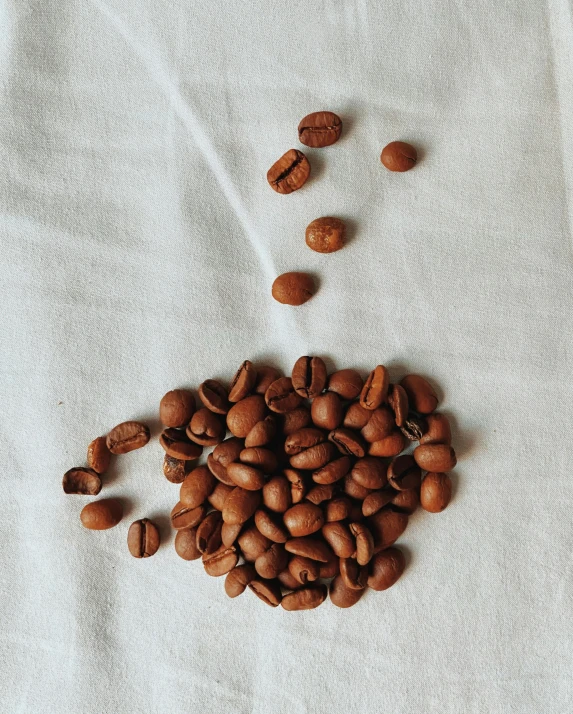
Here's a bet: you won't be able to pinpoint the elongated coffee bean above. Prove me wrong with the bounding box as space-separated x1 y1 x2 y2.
281 585 327 611
127 519 160 558
80 498 123 530
63 467 102 495
267 149 310 194
228 360 257 402
291 356 327 399
298 111 342 148
283 503 324 537
106 421 150 454
360 366 389 410
87 437 111 474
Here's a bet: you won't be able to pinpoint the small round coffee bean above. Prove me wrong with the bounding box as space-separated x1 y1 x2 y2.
420 472 452 512
196 511 223 554
330 574 365 608
284 537 333 562
222 487 261 525
240 447 278 474
163 455 190 484
360 365 389 411
349 522 374 565
368 547 406 590
362 488 394 517
311 392 344 431
367 509 408 552
106 421 150 455
208 482 234 511
225 564 257 598
212 437 244 468
263 475 292 512
419 413 452 445
226 395 267 437
159 390 195 427
319 556 340 579
305 216 346 254
186 408 225 446
368 431 406 458
80 498 123 530
63 467 102 495
298 111 342 148
283 406 311 434
159 428 203 460
267 149 310 194
381 141 417 172
203 544 238 577
343 474 373 500
328 428 366 457
249 579 282 606
254 509 289 543
281 585 327 611
245 416 276 448
289 555 320 584
283 468 307 504
265 377 303 413
238 526 272 562
305 483 335 505
170 502 206 530
387 455 422 491
278 569 304 591
254 366 282 395
361 406 395 443
339 558 368 590
272 272 315 306
226 462 265 491
291 356 327 399
322 522 355 558
221 522 243 546
324 497 353 522
255 543 288 579
391 488 420 514
228 360 257 402
127 518 160 558
343 402 372 430
206 454 235 486
283 503 324 537
179 465 216 508
400 374 438 414
285 428 327 455
87 436 111 474
312 456 351 485
174 528 201 560
351 457 388 490
198 379 230 415
387 384 409 427
327 369 363 400
400 414 428 441
289 442 336 470
414 444 457 472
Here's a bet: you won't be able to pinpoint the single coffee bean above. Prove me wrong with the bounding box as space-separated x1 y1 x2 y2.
197 379 230 415
289 442 336 470
159 389 195 427
339 558 368 590
420 472 452 512
63 467 102 495
289 555 320 584
351 457 388 490
254 508 289 543
265 377 303 413
87 436 111 474
263 475 292 512
203 544 238 577
186 408 225 446
368 430 406 458
255 543 288 579
163 455 190 484
322 522 355 558
281 585 327 611
174 528 201 560
211 437 244 468
207 482 234 511
127 518 160 558
311 392 344 431
319 556 340 579
305 217 346 254
292 356 327 399
221 521 243 546
285 428 327 455
387 455 422 491
240 447 278 474
343 402 372 430
238 526 272 562
381 141 417 172
330 574 365 608
278 569 303 591
206 454 235 486
267 149 311 194
400 414 428 441
368 547 406 590
305 483 335 505
226 395 267 437
324 497 353 522
400 374 438 414
283 468 307 504
272 272 315 306
226 462 266 491
283 503 324 537
284 537 333 562
225 564 257 598
391 488 420 514
419 413 452 445
387 384 409 428
367 508 408 552
327 369 363 400
222 487 261 525
228 360 257 402
245 416 276 448
180 465 216 508
159 428 203 460
361 406 395 443
414 444 457 472
196 511 223 554
312 456 351 485
106 421 150 455
298 111 342 148
282 406 312 434
362 488 394 517
343 474 373 500
360 365 389 411
349 522 374 565
171 502 206 530
248 579 282 607
328 428 366 457
80 498 123 530
254 366 282 395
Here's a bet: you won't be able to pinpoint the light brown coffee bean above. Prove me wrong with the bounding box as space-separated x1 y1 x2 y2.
329 428 366 457
327 369 363 400
265 377 303 413
228 360 257 402
312 456 351 485
414 444 457 472
351 457 388 490
267 149 311 194
127 519 160 558
387 455 422 491
87 436 111 474
324 497 353 522
322 522 355 558
254 509 289 543
163 455 190 484
225 564 257 597
180 465 216 508
330 574 365 608
387 384 409 428
361 406 395 443
311 392 344 431
238 526 272 562
196 511 223 554
254 366 282 395
420 472 452 512
291 356 327 398
285 428 327 455
368 547 406 590
206 454 235 487
281 585 327 611
263 475 292 512
226 395 267 437
285 537 333 562
283 468 307 504
159 390 195 427
222 487 261 525
381 141 417 172
170 502 206 530
306 483 335 505
298 111 342 148
207 482 234 511
198 379 230 415
159 428 203 461
367 509 408 552
63 467 102 495
186 408 225 447
289 442 336 470
203 544 238 577
106 421 150 455
391 488 420 514
212 437 244 468
319 556 340 579
240 447 278 474
283 503 324 537
272 272 315 306
339 558 368 590
221 521 243 546
255 543 288 579
289 555 320 584
368 431 406 458
281 407 310 435
343 402 372 430
305 217 346 254
226 462 265 491
400 374 438 414
249 579 282 606
360 366 389 411
343 474 373 500
80 498 123 530
349 522 374 565
174 528 201 560
419 413 452 445
245 416 276 448
362 488 394 517
278 569 304 591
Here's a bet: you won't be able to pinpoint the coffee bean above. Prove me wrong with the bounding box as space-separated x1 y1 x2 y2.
278 569 303 590
330 574 365 608
387 384 409 428
281 584 327 611
387 455 422 491
222 487 261 525
311 392 344 431
328 428 366 457
361 488 394 517
324 497 353 522
245 416 276 448
203 544 238 577
400 414 427 441
207 482 234 511
282 406 312 435
186 408 225 446
368 430 406 457
292 356 327 398
248 579 282 607
180 465 216 508
318 556 340 579
366 508 408 552
159 428 203 460
255 543 288 579
349 522 374 565
305 483 335 505
206 454 235 486
420 472 452 512
196 511 223 554
381 141 417 172
351 457 387 490
343 402 372 430
391 488 420 514
254 366 282 395
285 428 326 455
226 395 267 437
284 537 333 563
225 564 257 598
226 462 266 491
283 503 324 537
289 555 320 584
170 502 206 530
267 149 311 194
272 272 315 306
305 216 346 254
339 558 368 590
265 377 303 413
360 365 389 411
262 475 292 512
63 467 102 495
211 437 244 468
163 455 190 484
343 474 373 500
419 413 452 445
106 421 150 455
254 508 289 543
327 369 363 400
367 548 406 590
400 374 438 414
159 389 195 427
127 519 160 558
322 522 355 558
197 380 230 415
174 528 201 560
289 442 336 470
86 436 111 474
221 522 243 546
361 406 395 443
240 447 278 474
238 525 272 562
298 111 342 148
283 468 307 504
228 360 257 403
80 498 123 530
414 444 456 472
312 456 351 485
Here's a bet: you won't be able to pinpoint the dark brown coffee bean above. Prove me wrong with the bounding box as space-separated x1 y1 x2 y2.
226 395 267 437
400 374 438 414
228 360 257 402
63 467 102 495
368 431 406 457
289 442 336 470
298 111 342 147
206 454 235 486
305 217 346 254
360 365 389 411
283 468 307 504
400 414 427 441
267 149 310 194
322 522 355 558
318 556 340 579
207 482 234 511
361 406 395 443
419 413 452 445
265 377 303 413
203 544 238 577
159 389 195 427
414 444 456 472
212 437 244 468
240 447 278 474
349 502 365 522
254 509 289 543
339 558 368 590
362 488 394 517
367 509 408 552
391 488 420 514
291 356 327 398
380 141 417 172
222 487 261 525
262 475 292 512
170 502 206 530
324 497 353 522
328 428 366 457
80 498 123 530
351 457 387 490
197 379 230 415
86 436 111 474
186 408 225 446
254 366 282 395
180 465 216 508
289 555 320 584
311 392 344 431
343 402 372 430
174 528 201 560
420 472 452 512
249 579 282 606
283 503 324 537
305 483 336 505
127 518 160 558
278 568 305 590
159 428 203 461
163 455 190 484
368 547 406 590
285 537 333 562
196 511 223 554
387 455 422 491
272 272 315 306
330 574 365 608
327 369 363 400
226 462 265 491
349 522 374 565
225 564 257 598
312 456 351 485
221 521 243 546
343 474 373 500
281 584 327 611
106 421 150 455
387 384 409 428
245 416 276 448
285 428 326 455
255 543 288 579
238 525 272 562
282 406 312 435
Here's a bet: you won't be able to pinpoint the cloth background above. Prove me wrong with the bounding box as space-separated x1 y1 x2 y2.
2 0 573 712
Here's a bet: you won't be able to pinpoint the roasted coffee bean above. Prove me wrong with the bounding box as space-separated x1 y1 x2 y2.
387 384 409 428
159 390 195 427
208 482 234 511
265 377 303 413
327 369 363 400
245 416 276 448
381 141 417 172
254 366 282 395
180 466 216 508
284 537 333 562
362 488 394 517
360 366 389 411
343 402 372 430
400 414 427 441
368 431 406 457
87 436 111 474
311 392 344 431
318 556 340 579
197 379 230 414
221 522 243 546
306 483 335 505
285 428 326 455
322 522 355 558
225 564 257 598
343 474 373 500
298 111 342 148
174 528 201 560
282 406 312 434
206 454 235 486
349 502 365 522
238 526 272 562
226 395 267 437
203 544 238 577
170 502 206 530
420 472 452 512
284 468 307 504
249 579 282 606
278 569 303 590
255 543 288 579
391 488 420 514
367 508 408 552
305 216 346 254
292 356 327 398
212 437 244 468
330 575 365 608
239 447 278 474
400 374 438 414
339 558 368 590
283 503 324 537
281 585 327 611
419 413 452 445
272 272 315 306
289 442 336 470
163 455 190 484
159 428 203 460
63 467 102 495
80 498 123 530
226 462 265 491
368 548 406 590
127 519 160 558
351 457 387 490
267 149 310 194
228 360 257 402
312 456 351 485
196 511 223 554
263 475 292 512
361 406 395 443
349 522 374 565
289 555 320 584
254 508 289 543
387 455 422 491
329 428 366 457
222 487 261 525
186 408 225 446
414 444 457 472
324 497 353 522
106 421 150 455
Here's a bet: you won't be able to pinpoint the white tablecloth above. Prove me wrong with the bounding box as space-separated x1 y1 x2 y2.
2 1 573 712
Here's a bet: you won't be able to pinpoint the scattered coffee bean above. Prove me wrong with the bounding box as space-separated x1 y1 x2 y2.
312 456 351 485
263 475 292 513
305 217 346 254
289 442 336 470
284 537 333 562
367 509 408 552
244 416 276 448
283 503 324 537
381 141 417 172
222 487 261 525
159 390 195 428
327 369 363 400
360 365 389 410
289 555 320 584
419 413 452 445
226 395 267 437
63 467 102 495
228 360 257 403
159 428 203 460
292 356 327 399
298 111 342 148
281 584 327 610
351 457 387 490
127 518 160 558
311 392 344 431
361 406 395 443
400 374 438 414
420 472 452 512
367 548 406 590
174 528 201 560
387 384 409 428
225 564 257 597
254 508 289 543
163 455 190 484
80 498 123 530
106 421 150 455
227 462 266 491
330 574 365 608
368 430 406 457
238 526 272 562
180 465 216 509
414 444 457 472
86 437 111 474
322 522 355 558
196 511 223 554
171 502 206 530
267 149 310 194
349 522 374 565
328 428 366 458
203 544 238 577
272 272 315 306
198 380 230 415
387 455 422 491
186 408 225 446
339 558 368 590
249 579 282 607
